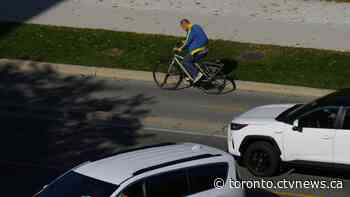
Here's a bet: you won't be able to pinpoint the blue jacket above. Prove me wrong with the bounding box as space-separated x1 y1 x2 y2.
183 24 209 55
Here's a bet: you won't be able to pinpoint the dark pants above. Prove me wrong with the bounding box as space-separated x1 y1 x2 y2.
183 49 208 79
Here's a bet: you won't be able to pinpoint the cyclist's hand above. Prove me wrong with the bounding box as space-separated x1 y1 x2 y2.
173 47 182 52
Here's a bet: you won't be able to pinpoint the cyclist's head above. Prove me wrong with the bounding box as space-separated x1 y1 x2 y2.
180 19 191 31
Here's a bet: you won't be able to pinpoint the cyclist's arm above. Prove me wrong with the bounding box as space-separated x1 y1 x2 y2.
180 30 193 50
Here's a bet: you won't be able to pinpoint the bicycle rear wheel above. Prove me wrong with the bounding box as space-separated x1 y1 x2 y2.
221 76 237 94
199 77 227 95
197 63 226 94
153 62 184 90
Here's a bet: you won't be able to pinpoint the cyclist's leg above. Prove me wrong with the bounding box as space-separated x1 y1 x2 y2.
183 54 198 79
193 49 208 63
185 50 208 75
193 49 209 77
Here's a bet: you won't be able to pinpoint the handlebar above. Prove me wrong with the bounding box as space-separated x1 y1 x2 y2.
172 40 189 55
176 41 184 47
173 41 185 53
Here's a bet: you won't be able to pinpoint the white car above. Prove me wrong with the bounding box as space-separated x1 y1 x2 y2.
33 143 246 197
227 89 350 177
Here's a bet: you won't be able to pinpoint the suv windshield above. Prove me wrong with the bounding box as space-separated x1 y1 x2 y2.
277 92 334 124
276 100 322 124
36 171 118 197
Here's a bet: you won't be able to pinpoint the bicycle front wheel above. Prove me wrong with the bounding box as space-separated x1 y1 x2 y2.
153 62 184 90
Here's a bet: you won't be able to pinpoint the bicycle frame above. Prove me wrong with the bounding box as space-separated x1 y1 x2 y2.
170 53 211 81
154 51 235 94
170 54 194 80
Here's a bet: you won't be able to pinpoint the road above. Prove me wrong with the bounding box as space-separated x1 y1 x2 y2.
91 79 312 135
0 70 348 197
90 79 350 197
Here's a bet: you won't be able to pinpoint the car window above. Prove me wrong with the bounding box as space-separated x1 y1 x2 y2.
118 181 144 197
188 163 228 194
36 171 118 197
342 109 350 130
299 107 339 129
145 169 190 197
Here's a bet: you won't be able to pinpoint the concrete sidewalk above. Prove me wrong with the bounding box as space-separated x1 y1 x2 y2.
0 58 333 97
2 0 350 51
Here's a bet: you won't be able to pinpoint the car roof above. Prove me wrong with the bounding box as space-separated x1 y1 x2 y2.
74 143 228 185
317 88 350 106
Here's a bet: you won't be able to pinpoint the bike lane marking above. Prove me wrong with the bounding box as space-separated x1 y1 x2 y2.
274 192 319 197
143 116 227 136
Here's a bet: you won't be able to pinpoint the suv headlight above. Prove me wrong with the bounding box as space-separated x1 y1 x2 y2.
230 123 248 130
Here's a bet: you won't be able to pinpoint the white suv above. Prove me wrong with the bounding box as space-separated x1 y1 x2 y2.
33 143 245 197
227 89 350 177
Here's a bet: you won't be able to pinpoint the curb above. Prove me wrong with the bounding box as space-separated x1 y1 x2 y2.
0 58 334 97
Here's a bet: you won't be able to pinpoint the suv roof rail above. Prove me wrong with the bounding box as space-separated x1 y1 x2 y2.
94 142 176 161
133 153 221 176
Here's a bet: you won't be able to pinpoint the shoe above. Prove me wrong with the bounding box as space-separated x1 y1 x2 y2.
184 77 192 86
193 72 203 84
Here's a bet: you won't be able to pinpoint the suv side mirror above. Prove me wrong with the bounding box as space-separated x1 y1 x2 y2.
292 119 303 132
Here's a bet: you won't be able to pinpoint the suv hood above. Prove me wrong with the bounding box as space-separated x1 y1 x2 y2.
234 104 296 124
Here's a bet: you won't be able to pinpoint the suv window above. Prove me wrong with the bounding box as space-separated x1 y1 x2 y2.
299 107 339 129
37 171 118 197
122 163 229 197
342 109 350 129
145 169 189 197
188 163 228 194
118 181 143 197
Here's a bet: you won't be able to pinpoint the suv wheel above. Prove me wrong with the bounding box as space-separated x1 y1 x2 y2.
243 141 280 177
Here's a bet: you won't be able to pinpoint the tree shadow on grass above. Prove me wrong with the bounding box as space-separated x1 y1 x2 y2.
0 62 154 196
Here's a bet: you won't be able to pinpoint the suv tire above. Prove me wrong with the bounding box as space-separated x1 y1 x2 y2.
242 141 280 177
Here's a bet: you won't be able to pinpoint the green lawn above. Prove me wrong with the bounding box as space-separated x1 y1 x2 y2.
0 23 349 89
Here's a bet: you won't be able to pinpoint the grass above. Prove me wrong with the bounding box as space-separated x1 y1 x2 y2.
0 23 349 89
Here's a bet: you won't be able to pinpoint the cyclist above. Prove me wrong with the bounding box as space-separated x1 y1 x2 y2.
174 19 209 83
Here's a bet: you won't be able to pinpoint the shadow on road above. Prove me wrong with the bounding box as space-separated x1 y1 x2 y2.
0 62 154 196
292 166 350 180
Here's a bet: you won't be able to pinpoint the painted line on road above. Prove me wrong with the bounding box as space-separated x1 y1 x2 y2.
274 192 319 197
196 104 248 113
142 126 227 138
0 109 228 138
143 116 225 134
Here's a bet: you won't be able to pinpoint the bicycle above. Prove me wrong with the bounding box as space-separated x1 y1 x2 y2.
153 46 236 95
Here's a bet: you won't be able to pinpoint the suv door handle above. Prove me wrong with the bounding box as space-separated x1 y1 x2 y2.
321 136 333 140
275 131 283 134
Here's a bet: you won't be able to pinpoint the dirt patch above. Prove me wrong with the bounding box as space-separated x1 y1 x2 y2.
102 48 124 58
240 51 265 61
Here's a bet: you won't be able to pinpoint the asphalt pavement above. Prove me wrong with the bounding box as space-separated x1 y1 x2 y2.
90 78 313 136
0 71 348 197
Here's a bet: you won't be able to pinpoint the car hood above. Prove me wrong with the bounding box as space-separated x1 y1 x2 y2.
233 104 297 124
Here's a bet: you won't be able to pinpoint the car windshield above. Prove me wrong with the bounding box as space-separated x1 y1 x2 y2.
36 171 118 197
277 99 321 123
288 102 317 118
